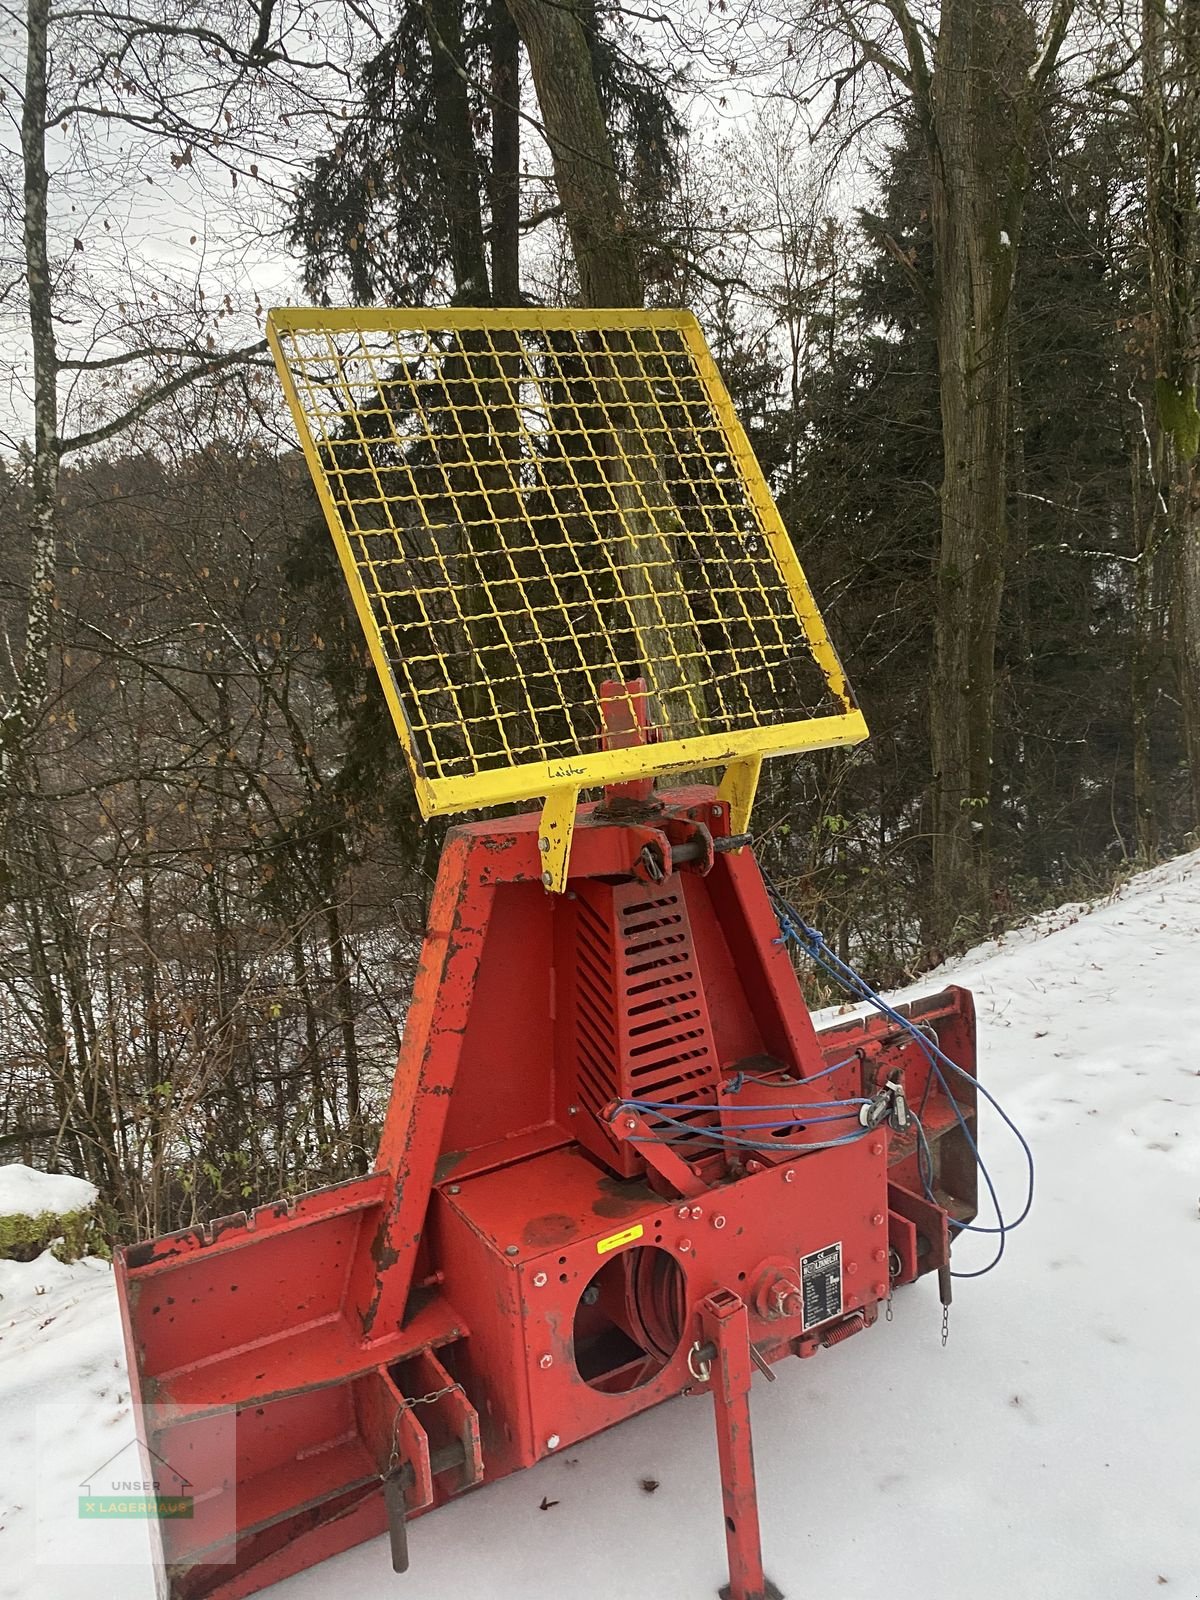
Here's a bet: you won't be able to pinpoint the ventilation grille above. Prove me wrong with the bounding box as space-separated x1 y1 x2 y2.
571 882 720 1160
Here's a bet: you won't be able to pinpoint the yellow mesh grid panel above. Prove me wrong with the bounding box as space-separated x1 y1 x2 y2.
266 307 867 819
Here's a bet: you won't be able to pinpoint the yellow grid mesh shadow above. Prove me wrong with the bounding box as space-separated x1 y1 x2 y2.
267 307 866 819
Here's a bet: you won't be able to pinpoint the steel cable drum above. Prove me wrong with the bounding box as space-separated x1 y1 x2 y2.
266 307 867 822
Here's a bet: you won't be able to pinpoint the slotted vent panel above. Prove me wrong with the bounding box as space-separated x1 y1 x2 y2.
568 882 721 1170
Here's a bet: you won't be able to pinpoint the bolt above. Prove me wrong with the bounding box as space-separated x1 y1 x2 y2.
712 1214 726 1230
871 1142 884 1156
546 1435 561 1450
677 1205 690 1220
711 805 721 817
678 1237 692 1253
690 1206 703 1221
538 837 550 853
533 1271 548 1288
447 1185 461 1195
873 1249 886 1264
625 1116 637 1131
847 1261 859 1275
783 1169 795 1184
541 870 553 888
872 1212 884 1227
568 1105 579 1116
874 1282 887 1299
505 1245 519 1257
539 1354 553 1370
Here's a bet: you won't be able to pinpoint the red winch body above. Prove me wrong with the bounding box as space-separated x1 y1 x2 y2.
116 780 977 1600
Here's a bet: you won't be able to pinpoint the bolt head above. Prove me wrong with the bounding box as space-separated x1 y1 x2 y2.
690 1206 703 1221
712 1214 726 1230
711 805 721 817
625 1116 637 1130
538 837 550 853
871 1142 884 1156
533 1271 548 1287
505 1245 520 1257
546 1434 560 1450
874 1282 888 1299
678 1237 692 1253
447 1184 461 1195
539 1354 553 1370
783 1169 795 1183
677 1204 690 1219
872 1212 884 1227
847 1261 859 1275
541 870 553 887
874 1249 886 1264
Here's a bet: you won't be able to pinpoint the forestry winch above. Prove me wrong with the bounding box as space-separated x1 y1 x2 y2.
116 308 992 1600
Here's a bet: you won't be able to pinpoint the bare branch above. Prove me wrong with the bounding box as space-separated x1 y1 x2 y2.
59 339 267 455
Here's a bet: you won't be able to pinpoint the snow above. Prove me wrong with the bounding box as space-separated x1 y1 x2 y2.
2 851 1198 1600
0 1165 97 1219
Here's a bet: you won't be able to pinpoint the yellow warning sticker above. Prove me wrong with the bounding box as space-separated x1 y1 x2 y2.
596 1223 644 1255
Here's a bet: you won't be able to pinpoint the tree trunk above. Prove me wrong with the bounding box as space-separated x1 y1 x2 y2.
503 0 707 740
924 0 1033 939
1130 406 1161 860
503 0 640 306
7 0 58 765
489 0 521 304
421 0 491 304
1142 0 1200 829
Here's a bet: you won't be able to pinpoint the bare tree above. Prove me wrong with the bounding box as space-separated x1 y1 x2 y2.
0 0 356 1191
1140 0 1200 828
765 0 1076 936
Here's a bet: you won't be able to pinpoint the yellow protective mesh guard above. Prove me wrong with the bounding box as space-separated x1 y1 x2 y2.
267 307 866 818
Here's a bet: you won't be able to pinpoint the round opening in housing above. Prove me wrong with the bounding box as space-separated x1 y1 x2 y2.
572 1245 686 1395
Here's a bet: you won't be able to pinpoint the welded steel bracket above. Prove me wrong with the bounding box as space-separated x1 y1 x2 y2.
538 787 578 893
718 756 763 841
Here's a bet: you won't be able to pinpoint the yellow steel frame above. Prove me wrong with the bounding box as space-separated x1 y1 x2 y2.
267 306 867 887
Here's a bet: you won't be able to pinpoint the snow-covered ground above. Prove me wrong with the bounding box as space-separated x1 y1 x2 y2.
0 1165 96 1219
3 851 1198 1600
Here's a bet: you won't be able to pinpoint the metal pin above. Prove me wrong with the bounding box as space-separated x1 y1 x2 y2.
748 1344 776 1383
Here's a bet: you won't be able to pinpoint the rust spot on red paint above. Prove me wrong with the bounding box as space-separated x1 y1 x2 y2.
522 1213 576 1247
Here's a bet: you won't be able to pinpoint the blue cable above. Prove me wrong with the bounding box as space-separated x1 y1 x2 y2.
726 1052 862 1090
766 881 1034 1279
620 1095 869 1113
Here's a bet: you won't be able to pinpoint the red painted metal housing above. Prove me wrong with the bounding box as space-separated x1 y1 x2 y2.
116 785 977 1600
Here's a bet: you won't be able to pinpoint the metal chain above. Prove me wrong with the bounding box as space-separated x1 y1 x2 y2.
941 1304 950 1348
385 1384 461 1476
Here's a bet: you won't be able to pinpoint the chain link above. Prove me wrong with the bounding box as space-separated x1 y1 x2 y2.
941 1303 950 1348
385 1384 462 1476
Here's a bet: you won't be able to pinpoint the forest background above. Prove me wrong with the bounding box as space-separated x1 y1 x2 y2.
0 0 1196 1237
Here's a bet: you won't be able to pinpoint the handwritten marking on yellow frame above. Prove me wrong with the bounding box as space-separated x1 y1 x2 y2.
266 306 867 823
